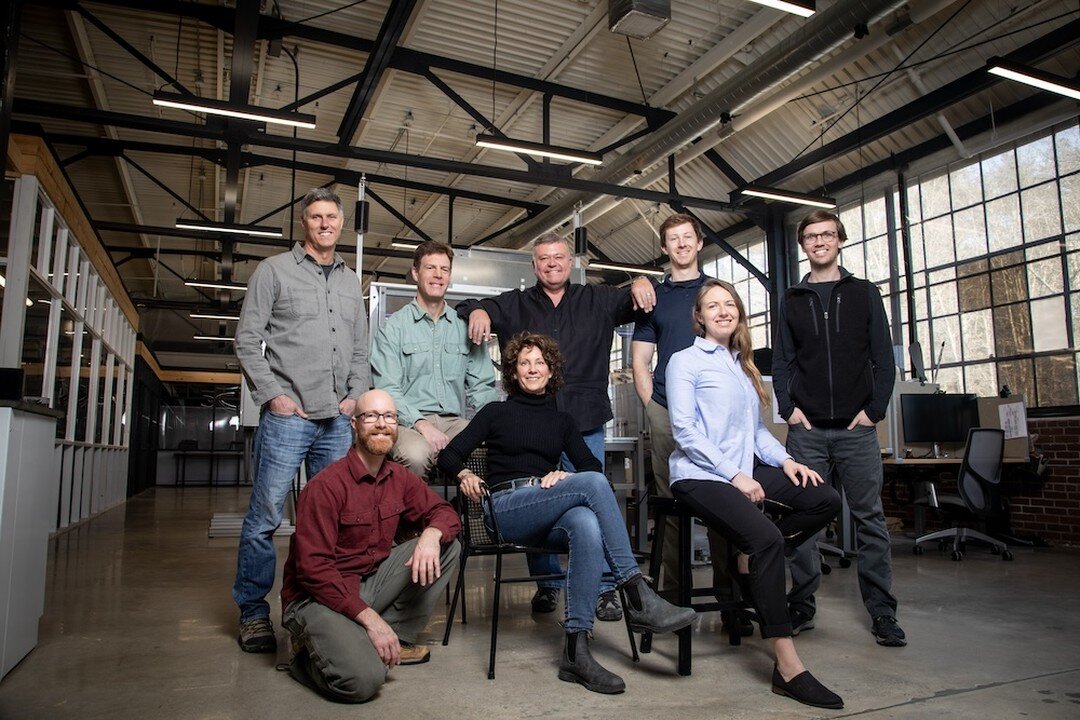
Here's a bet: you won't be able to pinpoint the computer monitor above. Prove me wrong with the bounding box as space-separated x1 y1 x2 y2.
901 393 980 445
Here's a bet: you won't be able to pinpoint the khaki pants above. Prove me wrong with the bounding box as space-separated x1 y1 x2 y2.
283 539 461 703
646 400 730 594
392 415 472 479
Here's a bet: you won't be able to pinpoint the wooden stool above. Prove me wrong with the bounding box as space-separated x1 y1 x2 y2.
640 496 750 675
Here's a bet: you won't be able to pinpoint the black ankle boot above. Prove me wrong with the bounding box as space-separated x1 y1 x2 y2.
557 631 625 694
622 576 697 634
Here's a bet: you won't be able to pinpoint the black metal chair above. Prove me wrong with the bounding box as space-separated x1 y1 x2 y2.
913 427 1014 561
640 495 750 676
441 449 639 679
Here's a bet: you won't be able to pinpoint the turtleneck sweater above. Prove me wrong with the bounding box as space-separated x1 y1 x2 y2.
437 391 602 485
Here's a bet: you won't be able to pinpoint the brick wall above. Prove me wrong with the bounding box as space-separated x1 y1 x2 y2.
882 417 1080 548
1013 418 1080 546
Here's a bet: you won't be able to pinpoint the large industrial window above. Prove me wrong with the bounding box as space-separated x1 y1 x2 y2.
795 121 1079 410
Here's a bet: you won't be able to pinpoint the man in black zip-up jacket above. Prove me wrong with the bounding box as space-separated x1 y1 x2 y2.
772 210 905 648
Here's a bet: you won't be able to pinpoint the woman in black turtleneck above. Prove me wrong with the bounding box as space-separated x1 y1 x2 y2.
438 332 694 694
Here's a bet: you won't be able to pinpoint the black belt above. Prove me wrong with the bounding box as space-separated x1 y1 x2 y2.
488 477 543 495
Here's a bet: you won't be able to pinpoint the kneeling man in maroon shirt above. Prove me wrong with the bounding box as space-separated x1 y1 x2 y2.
281 389 461 702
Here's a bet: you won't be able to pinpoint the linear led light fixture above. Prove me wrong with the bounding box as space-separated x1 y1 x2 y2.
175 219 283 237
738 185 836 209
590 261 666 277
986 58 1080 101
193 334 236 341
390 239 422 250
475 134 604 166
190 312 241 321
185 280 248 291
153 90 317 129
745 0 815 18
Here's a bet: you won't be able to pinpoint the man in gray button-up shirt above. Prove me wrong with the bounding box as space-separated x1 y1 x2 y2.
232 187 370 653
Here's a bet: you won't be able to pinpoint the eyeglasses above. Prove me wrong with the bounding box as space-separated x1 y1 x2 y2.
801 230 839 243
357 411 399 425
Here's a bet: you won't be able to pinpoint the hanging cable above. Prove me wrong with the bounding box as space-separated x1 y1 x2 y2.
295 1 370 25
790 0 975 164
792 7 1078 102
490 0 499 131
172 15 183 91
283 46 301 241
626 37 649 106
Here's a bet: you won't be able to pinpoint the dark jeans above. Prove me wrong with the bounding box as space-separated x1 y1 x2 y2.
785 423 898 619
671 466 841 638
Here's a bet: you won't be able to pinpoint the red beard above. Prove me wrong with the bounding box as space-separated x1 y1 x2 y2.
358 428 396 456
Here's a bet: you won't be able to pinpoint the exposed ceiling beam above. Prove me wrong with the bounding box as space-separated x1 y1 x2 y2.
221 0 260 226
46 131 548 213
107 245 264 263
806 92 1073 199
96 221 417 261
337 0 417 144
74 5 191 94
14 102 736 212
26 0 666 122
753 19 1080 187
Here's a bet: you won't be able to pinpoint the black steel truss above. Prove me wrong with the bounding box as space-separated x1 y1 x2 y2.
17 103 736 212
336 0 416 144
26 0 671 124
45 131 548 215
753 19 1080 188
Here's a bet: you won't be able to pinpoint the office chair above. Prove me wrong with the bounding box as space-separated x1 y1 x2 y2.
912 428 1014 561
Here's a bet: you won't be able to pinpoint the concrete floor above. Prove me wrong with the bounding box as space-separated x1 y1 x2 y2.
1 486 1078 720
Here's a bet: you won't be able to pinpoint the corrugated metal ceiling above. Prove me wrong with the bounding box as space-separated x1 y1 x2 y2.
9 0 1078 367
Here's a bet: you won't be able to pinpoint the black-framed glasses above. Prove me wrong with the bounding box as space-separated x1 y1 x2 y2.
357 411 399 425
801 230 839 243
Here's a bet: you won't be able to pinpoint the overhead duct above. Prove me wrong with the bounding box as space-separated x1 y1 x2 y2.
507 0 908 246
609 0 671 40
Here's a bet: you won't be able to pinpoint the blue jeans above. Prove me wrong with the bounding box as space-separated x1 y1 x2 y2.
233 410 353 622
491 472 640 632
533 425 614 592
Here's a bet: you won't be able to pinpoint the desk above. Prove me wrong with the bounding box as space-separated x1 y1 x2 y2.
174 450 245 486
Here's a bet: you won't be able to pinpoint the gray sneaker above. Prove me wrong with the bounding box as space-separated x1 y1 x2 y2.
239 617 277 653
872 615 907 647
789 607 815 636
595 590 623 622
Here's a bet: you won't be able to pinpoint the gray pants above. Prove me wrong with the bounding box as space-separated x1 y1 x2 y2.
785 423 897 620
283 539 461 703
646 401 729 595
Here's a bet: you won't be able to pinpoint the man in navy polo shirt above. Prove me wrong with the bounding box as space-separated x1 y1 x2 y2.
632 214 736 601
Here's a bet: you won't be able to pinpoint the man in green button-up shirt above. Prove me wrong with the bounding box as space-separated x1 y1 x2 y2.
371 241 497 478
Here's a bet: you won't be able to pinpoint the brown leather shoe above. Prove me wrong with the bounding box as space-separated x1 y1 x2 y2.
399 642 431 665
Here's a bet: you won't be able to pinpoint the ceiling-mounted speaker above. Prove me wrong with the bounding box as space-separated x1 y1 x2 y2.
609 0 671 40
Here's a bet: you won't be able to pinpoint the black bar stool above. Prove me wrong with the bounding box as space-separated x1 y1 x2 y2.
640 496 751 675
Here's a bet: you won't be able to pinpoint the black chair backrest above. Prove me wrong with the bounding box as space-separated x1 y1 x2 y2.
958 428 1004 516
457 448 495 547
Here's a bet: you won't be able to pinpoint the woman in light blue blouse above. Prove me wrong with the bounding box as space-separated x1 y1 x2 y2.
666 279 844 710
